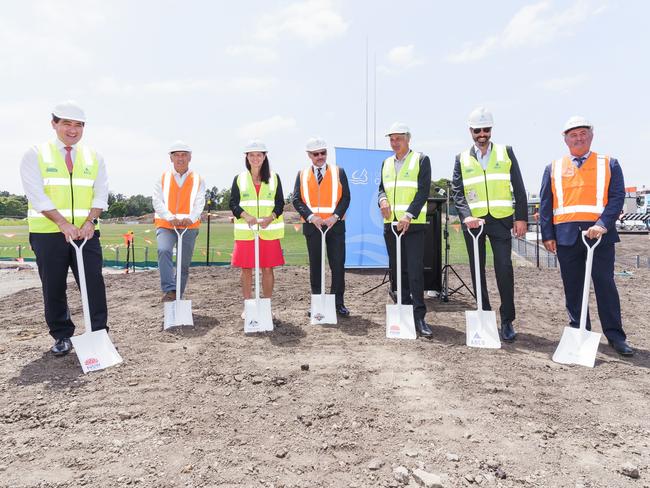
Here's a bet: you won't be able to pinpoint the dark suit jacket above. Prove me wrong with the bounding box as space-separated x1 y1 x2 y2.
292 164 351 236
451 144 528 227
377 151 431 223
539 156 624 246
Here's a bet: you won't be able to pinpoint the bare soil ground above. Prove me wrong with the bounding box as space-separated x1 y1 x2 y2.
0 236 648 488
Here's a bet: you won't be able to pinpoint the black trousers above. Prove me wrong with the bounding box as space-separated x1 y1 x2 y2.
304 221 346 306
557 240 625 342
384 223 426 320
462 216 515 324
29 232 108 340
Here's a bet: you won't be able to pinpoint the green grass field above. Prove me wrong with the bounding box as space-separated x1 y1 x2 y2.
0 222 488 266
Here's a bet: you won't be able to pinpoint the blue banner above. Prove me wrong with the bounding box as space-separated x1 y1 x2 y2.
335 147 393 268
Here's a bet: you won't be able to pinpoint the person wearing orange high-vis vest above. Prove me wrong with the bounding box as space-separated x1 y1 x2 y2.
20 101 109 357
540 116 633 357
292 137 351 316
152 141 205 302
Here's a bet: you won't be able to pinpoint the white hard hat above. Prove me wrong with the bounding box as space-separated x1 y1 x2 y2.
468 107 494 128
305 137 327 152
385 122 410 136
563 115 593 134
52 100 86 123
244 139 268 153
169 140 192 153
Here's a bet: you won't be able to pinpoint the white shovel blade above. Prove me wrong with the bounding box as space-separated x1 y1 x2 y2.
244 298 274 333
385 304 416 340
163 300 194 329
552 326 601 368
465 310 501 349
70 329 123 374
310 294 337 325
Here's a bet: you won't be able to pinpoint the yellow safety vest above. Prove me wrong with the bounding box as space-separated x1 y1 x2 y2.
233 170 284 240
460 143 514 218
381 151 426 224
28 141 99 233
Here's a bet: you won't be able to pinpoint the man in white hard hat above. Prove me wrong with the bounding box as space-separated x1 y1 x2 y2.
152 141 205 302
19 101 110 356
292 137 352 316
451 107 528 342
539 116 632 356
378 122 433 338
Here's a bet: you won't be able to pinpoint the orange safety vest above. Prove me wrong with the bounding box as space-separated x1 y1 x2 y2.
154 170 202 229
551 152 611 224
299 164 343 221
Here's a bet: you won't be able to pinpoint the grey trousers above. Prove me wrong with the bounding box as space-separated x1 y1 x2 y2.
156 227 199 297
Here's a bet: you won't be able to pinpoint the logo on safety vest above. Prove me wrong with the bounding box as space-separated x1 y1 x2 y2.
46 167 58 173
84 167 92 175
467 190 478 202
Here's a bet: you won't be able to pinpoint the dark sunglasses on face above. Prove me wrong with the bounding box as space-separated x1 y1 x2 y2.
472 127 492 134
310 150 327 156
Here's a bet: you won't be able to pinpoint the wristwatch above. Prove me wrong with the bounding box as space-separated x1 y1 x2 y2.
86 218 99 225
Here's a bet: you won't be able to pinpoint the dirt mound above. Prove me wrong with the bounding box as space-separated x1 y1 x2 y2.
0 260 648 487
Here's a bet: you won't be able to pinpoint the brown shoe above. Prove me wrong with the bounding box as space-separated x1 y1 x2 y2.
161 291 176 302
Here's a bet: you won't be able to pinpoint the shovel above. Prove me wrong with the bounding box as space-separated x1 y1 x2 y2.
552 232 602 368
386 223 416 340
244 221 274 333
310 225 337 325
69 238 123 374
164 227 194 329
465 222 501 348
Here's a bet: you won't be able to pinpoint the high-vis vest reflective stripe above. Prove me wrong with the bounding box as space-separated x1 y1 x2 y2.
551 152 610 224
28 141 99 233
459 143 514 218
381 151 426 224
233 170 284 240
154 170 202 229
299 164 343 220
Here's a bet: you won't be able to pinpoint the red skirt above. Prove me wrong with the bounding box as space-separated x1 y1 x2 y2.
231 238 285 268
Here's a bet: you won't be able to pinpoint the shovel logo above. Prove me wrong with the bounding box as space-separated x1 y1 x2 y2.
84 357 100 371
248 320 259 328
471 331 485 346
314 313 325 321
389 324 401 335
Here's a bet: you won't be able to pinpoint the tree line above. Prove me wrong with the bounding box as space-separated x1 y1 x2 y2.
0 179 452 219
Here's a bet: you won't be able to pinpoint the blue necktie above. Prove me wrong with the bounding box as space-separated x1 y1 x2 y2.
573 156 585 168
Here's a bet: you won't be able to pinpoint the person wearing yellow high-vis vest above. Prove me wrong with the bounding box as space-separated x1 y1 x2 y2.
229 140 285 317
292 137 351 317
378 123 433 338
539 116 632 357
451 107 528 343
152 141 206 302
19 101 109 357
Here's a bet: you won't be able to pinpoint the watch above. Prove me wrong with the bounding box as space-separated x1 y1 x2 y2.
87 218 99 225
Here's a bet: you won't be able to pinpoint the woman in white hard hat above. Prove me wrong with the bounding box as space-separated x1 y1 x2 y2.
229 140 285 317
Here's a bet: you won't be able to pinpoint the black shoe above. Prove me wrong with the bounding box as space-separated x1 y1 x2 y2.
608 340 634 357
51 338 72 356
336 305 350 317
415 318 433 339
500 322 517 343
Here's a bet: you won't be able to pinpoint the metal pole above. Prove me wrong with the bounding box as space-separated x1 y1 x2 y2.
535 210 540 268
206 211 211 266
373 51 377 149
144 246 149 266
365 36 369 149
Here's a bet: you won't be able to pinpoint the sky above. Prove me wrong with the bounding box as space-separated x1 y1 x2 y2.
3 0 649 198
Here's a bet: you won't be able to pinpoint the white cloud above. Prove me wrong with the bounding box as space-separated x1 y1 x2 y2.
538 74 589 93
255 0 348 44
93 77 276 96
447 0 606 63
226 44 279 63
387 45 425 69
237 116 298 139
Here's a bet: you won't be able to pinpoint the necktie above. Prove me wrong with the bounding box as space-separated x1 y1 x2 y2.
573 156 585 168
317 167 323 185
64 146 74 173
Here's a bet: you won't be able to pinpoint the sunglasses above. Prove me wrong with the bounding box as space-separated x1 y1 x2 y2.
472 127 492 134
310 150 327 156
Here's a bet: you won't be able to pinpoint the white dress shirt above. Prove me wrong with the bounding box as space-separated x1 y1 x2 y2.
473 143 492 170
20 138 109 212
152 168 206 222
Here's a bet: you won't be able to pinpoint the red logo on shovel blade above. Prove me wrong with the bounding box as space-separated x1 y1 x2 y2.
389 325 401 334
84 357 100 370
